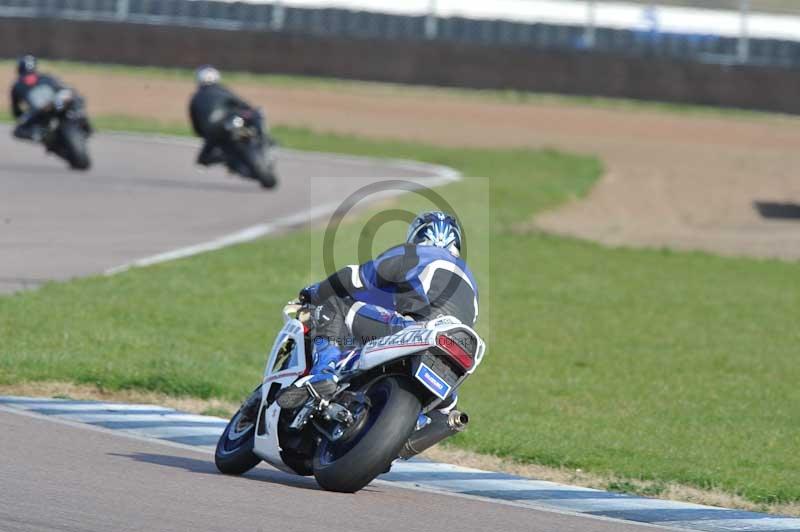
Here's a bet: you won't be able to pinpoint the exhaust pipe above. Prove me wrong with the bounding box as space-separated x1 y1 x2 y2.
399 410 469 459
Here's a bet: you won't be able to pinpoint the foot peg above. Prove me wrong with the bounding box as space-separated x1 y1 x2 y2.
276 379 338 410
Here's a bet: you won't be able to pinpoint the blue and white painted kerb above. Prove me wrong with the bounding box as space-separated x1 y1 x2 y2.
0 396 229 448
3 396 798 532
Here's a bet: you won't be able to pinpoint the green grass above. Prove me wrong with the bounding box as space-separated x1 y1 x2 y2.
1 117 799 506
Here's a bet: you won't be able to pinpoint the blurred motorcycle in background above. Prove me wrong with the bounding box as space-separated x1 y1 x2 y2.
215 108 277 189
14 84 92 171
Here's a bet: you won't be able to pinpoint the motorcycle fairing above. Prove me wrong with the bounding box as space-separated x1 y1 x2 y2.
253 318 308 473
252 314 485 471
355 320 485 408
357 326 436 371
357 321 485 376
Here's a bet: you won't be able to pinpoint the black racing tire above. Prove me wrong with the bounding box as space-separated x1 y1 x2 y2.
215 387 262 475
312 377 421 493
61 123 91 170
237 143 277 189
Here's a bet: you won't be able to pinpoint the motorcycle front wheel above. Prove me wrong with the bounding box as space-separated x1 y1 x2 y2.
215 386 262 475
235 143 277 189
312 376 421 493
60 122 91 170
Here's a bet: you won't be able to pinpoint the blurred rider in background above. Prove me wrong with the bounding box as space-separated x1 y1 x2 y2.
10 55 78 141
189 65 261 167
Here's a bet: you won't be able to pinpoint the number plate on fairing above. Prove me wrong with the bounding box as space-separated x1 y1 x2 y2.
415 363 451 399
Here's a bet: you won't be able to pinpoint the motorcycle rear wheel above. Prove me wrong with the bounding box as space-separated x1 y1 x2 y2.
312 376 420 493
215 386 262 475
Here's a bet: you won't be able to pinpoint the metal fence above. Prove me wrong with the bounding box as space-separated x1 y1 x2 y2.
1 0 798 68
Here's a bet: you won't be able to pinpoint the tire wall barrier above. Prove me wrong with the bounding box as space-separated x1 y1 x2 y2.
2 16 799 114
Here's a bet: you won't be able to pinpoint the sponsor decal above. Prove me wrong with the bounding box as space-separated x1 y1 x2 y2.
364 328 433 352
414 363 451 400
432 316 460 327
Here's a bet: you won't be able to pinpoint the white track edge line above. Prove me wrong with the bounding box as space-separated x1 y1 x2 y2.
0 404 680 530
104 129 461 180
104 160 461 274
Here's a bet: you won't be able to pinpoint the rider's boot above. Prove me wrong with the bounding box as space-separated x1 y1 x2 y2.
13 111 44 142
275 341 342 409
197 142 225 166
13 122 37 141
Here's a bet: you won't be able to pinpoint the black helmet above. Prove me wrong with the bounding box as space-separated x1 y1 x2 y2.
17 54 37 76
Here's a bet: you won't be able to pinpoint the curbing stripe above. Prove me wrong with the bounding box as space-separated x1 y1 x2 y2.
29 408 174 416
1 396 798 532
111 425 228 439
4 400 173 412
92 420 228 430
161 434 223 446
53 413 228 424
660 520 800 532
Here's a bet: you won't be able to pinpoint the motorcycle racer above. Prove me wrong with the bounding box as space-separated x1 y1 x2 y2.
277 210 478 409
9 55 77 141
189 65 261 167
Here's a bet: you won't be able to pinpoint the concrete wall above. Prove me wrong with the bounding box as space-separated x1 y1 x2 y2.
2 16 799 114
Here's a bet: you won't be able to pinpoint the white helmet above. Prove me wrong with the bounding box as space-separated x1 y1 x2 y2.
196 65 221 86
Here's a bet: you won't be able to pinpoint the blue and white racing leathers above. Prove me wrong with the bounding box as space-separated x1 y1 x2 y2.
304 243 479 390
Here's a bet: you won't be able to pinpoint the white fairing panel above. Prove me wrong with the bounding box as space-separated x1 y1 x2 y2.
253 319 307 472
358 326 437 371
358 318 486 374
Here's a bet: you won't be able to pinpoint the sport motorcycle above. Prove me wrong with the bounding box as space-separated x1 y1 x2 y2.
15 84 91 170
215 108 277 188
215 302 485 492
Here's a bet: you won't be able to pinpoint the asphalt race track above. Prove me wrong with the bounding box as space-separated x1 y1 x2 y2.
0 127 676 532
0 408 664 532
0 125 450 293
